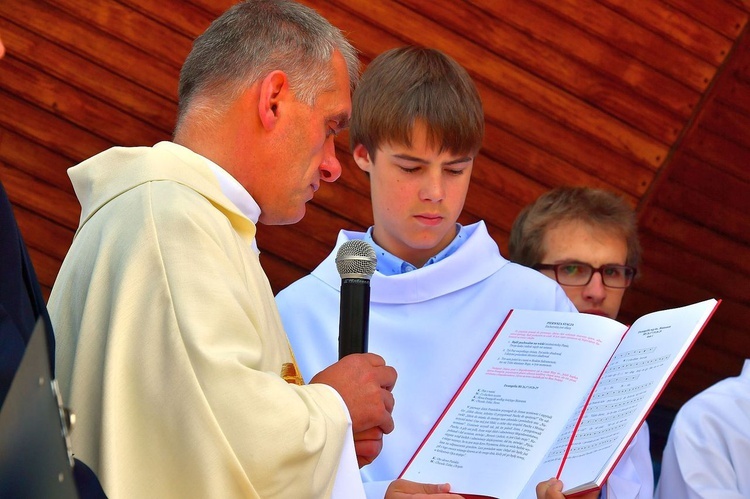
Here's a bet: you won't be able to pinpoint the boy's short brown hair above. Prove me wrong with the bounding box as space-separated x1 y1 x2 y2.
509 186 642 268
349 46 484 159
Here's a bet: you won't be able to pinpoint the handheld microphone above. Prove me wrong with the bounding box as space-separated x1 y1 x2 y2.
335 240 377 359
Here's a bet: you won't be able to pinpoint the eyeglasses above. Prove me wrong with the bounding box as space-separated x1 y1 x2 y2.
534 263 637 289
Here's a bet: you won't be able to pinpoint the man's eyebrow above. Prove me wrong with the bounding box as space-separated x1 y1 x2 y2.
330 112 350 130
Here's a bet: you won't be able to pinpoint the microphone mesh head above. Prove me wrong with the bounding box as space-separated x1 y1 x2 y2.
335 240 377 279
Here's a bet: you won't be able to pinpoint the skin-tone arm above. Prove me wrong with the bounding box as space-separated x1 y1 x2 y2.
536 479 600 499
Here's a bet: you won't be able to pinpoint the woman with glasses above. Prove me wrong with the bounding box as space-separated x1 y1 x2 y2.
510 186 653 499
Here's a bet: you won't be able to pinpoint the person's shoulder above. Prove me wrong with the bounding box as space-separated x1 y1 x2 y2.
674 373 749 426
276 273 327 299
276 233 353 300
501 261 557 286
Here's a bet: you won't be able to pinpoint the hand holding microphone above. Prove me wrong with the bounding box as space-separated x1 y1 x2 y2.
310 240 396 465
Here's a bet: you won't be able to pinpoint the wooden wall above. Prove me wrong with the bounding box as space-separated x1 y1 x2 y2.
1 0 749 465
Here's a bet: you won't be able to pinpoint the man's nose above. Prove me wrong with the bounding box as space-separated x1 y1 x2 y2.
320 138 342 182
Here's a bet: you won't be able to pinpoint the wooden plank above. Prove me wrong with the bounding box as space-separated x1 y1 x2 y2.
681 340 747 380
463 180 525 233
465 0 700 120
310 175 374 229
12 204 75 262
629 265 725 317
684 126 750 181
481 119 648 201
716 74 750 116
639 234 750 304
398 0 686 144
326 0 670 171
310 2 658 197
0 164 80 230
184 0 234 17
529 0 719 92
46 0 193 70
292 200 369 248
641 206 750 276
663 356 743 408
662 0 748 38
653 180 750 246
0 16 175 134
693 314 750 355
310 2 656 196
0 56 168 147
0 129 74 192
470 155 551 210
598 0 734 65
256 223 336 274
668 155 750 213
258 250 308 296
0 90 111 165
0 0 179 101
117 0 215 38
729 0 750 14
699 99 750 148
477 82 657 196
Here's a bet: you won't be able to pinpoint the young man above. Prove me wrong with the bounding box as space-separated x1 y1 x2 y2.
509 186 641 322
654 358 750 498
47 3 458 498
510 186 654 498
276 46 576 498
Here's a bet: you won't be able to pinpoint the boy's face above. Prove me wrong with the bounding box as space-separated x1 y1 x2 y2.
538 220 629 320
353 121 473 268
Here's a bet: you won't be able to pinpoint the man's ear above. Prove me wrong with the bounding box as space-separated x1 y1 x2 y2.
258 70 289 131
352 144 374 173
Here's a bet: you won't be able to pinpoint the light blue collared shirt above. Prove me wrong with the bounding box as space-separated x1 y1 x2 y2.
363 223 468 276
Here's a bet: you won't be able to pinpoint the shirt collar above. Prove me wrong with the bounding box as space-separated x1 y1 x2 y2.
364 223 467 276
203 158 261 254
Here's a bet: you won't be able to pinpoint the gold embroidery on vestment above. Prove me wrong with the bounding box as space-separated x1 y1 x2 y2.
281 362 304 385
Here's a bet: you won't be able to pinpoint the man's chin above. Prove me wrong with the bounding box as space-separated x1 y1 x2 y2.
258 207 306 226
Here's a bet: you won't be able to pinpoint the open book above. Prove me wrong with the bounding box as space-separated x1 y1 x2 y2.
400 298 720 498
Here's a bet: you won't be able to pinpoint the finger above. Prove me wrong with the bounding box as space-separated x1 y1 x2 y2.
364 352 386 367
379 411 395 434
354 436 382 460
382 388 395 414
536 478 562 498
419 482 452 493
354 427 383 440
377 365 397 391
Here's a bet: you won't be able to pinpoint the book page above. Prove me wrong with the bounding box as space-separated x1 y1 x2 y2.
400 309 624 498
524 298 719 495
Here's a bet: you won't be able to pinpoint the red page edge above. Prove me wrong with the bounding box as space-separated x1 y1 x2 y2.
555 298 723 489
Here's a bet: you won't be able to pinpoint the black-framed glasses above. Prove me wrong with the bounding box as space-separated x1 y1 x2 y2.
534 263 637 289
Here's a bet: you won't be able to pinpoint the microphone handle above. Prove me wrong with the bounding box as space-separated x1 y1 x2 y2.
338 278 370 359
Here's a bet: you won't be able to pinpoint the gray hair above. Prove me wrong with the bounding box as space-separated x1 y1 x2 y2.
175 0 359 132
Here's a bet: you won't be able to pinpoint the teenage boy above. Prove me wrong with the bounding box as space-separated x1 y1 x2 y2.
510 186 654 499
276 46 575 498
